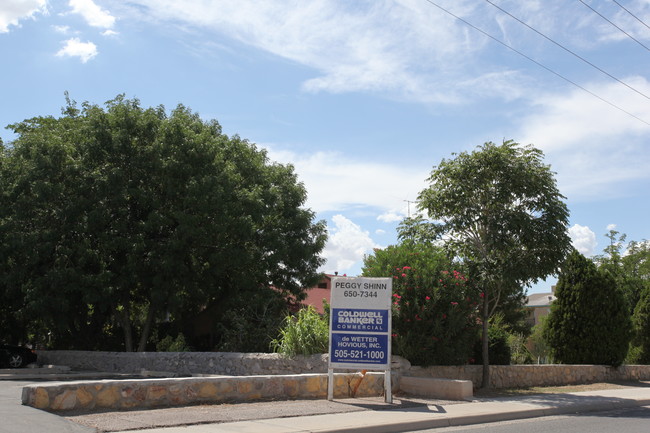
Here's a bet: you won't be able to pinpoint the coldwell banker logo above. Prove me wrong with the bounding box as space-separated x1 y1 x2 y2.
332 308 388 333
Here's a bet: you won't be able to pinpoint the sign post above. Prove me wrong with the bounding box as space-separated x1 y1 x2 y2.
327 276 392 403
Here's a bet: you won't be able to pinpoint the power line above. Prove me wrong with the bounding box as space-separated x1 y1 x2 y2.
483 0 650 100
577 0 650 51
611 0 650 32
420 0 650 127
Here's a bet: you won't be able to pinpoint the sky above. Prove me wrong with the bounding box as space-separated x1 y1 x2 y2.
2 0 649 294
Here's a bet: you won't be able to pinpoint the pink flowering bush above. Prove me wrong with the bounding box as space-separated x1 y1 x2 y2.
363 243 481 366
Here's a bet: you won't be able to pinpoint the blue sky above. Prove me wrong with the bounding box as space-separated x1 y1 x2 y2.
2 0 649 294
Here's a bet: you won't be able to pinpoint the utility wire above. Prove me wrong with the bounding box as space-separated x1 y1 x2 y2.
577 0 650 51
611 0 650 32
483 0 650 101
421 0 650 127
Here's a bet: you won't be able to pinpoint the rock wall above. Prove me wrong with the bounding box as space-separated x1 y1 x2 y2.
36 351 330 376
408 364 650 388
22 373 386 412
38 350 650 389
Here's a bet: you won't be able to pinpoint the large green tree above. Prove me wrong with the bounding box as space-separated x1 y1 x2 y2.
545 250 632 366
416 140 571 387
0 95 327 351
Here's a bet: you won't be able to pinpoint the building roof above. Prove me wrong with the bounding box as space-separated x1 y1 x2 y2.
526 292 556 307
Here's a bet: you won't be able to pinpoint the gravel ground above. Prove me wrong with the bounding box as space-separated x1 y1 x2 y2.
473 381 650 398
64 396 465 432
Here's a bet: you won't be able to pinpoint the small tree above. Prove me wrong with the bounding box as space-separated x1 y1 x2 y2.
594 230 648 314
528 315 552 363
417 140 571 386
545 250 631 366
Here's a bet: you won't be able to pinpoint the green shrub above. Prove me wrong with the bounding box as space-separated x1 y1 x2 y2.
472 316 511 365
545 250 632 366
390 266 481 366
271 306 329 356
156 333 191 352
528 315 552 363
632 286 650 364
508 333 533 364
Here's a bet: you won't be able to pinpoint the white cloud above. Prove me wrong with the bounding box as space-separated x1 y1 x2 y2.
569 224 597 256
264 146 429 214
69 0 116 29
517 77 650 200
112 0 649 204
56 38 98 63
606 223 617 231
377 211 405 224
319 214 380 274
0 0 46 33
53 25 71 34
117 0 528 104
375 229 386 235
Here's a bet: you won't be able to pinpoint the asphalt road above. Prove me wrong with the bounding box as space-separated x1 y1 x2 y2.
408 405 650 433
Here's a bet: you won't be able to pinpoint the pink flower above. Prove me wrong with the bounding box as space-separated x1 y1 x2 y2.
402 266 411 270
425 296 431 301
479 292 485 298
402 273 407 277
451 301 458 306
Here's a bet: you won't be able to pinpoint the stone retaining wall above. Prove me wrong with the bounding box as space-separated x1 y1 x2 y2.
409 364 650 388
22 373 386 412
37 350 650 389
36 351 330 376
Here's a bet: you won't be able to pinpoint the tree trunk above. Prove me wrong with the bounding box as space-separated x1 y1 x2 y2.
137 303 155 352
119 307 134 352
481 291 490 388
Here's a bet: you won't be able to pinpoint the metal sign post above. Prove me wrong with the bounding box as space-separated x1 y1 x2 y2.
327 276 392 403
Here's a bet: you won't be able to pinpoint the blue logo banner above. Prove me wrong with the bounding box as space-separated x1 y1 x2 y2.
331 308 388 333
330 333 389 364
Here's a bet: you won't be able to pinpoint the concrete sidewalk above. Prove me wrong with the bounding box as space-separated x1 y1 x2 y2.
69 385 650 433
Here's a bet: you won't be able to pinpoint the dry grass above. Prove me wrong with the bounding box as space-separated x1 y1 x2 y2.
474 381 650 398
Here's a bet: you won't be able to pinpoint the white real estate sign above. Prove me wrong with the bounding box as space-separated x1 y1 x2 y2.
327 276 392 402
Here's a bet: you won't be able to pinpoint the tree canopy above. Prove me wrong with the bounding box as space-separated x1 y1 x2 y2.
0 95 327 351
594 230 650 314
416 140 571 386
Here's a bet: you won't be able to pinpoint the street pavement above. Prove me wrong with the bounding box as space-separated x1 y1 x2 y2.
0 380 93 433
2 370 650 433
